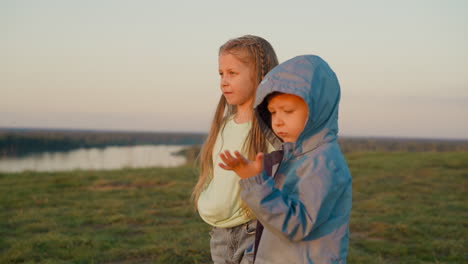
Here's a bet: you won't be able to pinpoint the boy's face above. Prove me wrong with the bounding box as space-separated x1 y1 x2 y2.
267 94 308 143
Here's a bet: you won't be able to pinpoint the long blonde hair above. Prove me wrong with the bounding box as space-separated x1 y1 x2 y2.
192 35 279 212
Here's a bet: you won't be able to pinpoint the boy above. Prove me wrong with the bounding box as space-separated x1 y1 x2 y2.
219 55 352 264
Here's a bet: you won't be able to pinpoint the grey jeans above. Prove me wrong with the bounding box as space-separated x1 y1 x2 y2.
209 220 257 264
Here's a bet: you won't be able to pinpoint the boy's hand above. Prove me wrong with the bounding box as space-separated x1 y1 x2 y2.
218 150 264 179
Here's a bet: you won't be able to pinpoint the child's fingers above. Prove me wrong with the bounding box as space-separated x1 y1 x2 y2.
220 151 234 164
254 152 264 170
219 152 230 164
255 152 264 162
234 151 247 165
221 150 238 167
218 162 232 170
224 150 237 162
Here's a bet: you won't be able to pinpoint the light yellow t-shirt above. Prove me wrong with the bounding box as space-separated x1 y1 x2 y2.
197 117 274 228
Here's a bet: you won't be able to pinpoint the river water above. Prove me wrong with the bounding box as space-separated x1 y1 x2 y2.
0 145 187 173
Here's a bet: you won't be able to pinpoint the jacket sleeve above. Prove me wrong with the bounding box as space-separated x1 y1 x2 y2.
239 159 351 242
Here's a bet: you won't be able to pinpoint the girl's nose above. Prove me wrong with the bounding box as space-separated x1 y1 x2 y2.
221 76 229 87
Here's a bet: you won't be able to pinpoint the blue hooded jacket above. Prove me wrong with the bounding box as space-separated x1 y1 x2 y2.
239 55 352 264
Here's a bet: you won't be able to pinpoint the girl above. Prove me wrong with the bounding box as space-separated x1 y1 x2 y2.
192 35 279 263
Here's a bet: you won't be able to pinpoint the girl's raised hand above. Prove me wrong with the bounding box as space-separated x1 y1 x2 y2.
219 150 264 179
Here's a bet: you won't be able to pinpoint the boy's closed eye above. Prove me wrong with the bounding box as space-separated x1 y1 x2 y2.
268 108 295 114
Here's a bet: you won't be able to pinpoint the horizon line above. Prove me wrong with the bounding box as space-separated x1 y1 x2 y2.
1 126 468 142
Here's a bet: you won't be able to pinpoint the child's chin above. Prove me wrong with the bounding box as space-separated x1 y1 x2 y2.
281 138 297 143
225 99 238 105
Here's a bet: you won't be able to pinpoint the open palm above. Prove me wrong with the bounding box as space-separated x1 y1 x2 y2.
218 150 264 179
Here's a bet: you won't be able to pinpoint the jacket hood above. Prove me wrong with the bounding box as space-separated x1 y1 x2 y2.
255 55 341 154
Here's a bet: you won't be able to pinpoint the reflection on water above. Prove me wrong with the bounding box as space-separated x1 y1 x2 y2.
0 145 187 173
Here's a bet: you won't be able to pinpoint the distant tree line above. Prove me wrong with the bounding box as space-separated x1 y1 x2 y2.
1 128 467 158
0 129 206 157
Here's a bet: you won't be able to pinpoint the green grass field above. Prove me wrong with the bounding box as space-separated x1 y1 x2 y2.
1 152 467 263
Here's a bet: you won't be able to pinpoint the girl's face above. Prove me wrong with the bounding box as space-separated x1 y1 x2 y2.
218 52 256 107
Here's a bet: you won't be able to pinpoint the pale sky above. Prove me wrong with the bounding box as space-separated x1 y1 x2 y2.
2 0 467 139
